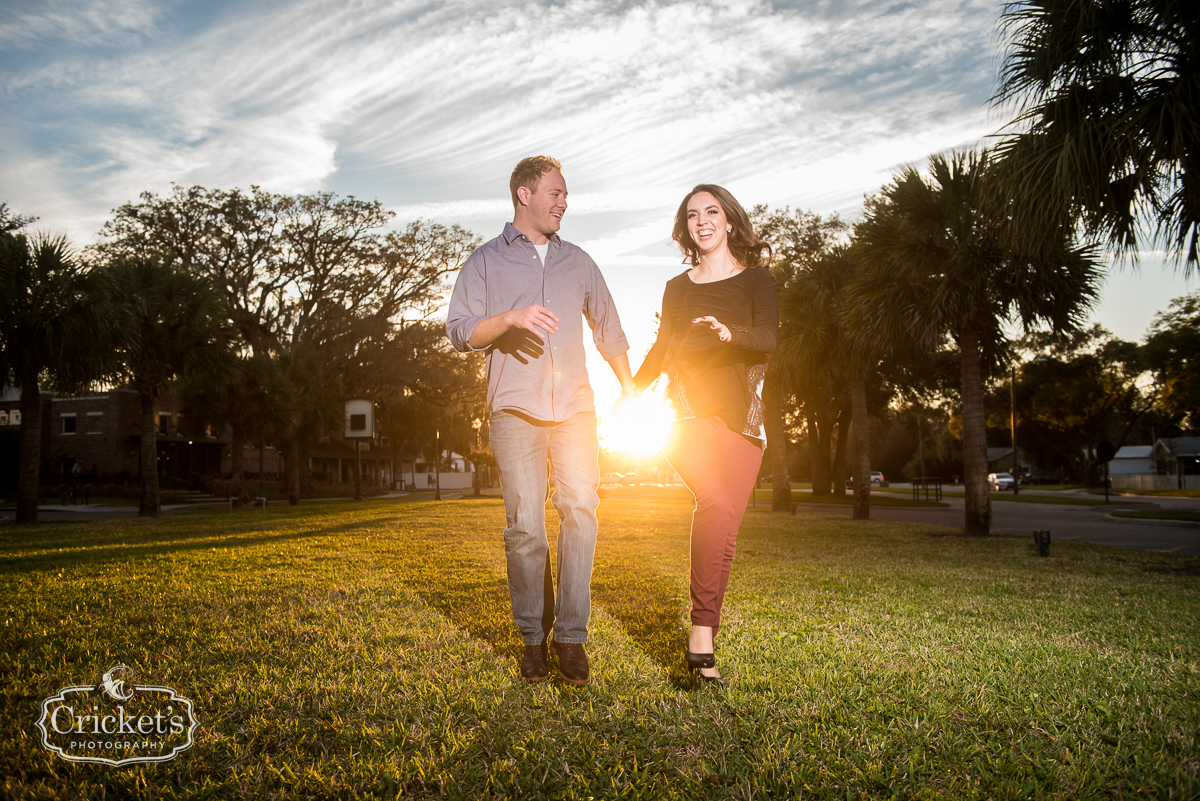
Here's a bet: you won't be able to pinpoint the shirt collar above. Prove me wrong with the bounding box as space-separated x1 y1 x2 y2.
503 222 560 248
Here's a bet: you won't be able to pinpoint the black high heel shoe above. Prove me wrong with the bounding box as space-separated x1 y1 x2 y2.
685 651 725 685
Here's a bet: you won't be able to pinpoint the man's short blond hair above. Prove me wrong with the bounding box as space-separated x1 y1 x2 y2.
509 156 563 210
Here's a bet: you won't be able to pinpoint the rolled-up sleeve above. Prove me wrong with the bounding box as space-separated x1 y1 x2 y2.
446 253 488 353
583 260 629 361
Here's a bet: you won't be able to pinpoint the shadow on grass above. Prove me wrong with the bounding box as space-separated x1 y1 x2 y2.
392 550 521 660
0 516 382 574
592 562 692 689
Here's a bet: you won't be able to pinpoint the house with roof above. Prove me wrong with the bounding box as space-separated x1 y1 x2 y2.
1106 438 1199 491
1150 437 1200 490
1108 445 1154 475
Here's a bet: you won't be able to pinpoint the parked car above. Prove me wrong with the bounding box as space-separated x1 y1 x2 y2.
870 471 884 485
988 472 1016 491
1020 472 1059 485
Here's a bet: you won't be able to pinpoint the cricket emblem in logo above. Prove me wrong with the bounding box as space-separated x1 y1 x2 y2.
37 665 199 766
100 665 136 701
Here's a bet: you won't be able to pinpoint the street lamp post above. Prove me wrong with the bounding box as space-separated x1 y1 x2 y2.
472 417 482 497
1011 364 1020 496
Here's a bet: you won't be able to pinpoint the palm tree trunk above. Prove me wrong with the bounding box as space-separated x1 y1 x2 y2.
231 431 245 499
810 411 831 496
763 368 791 511
16 376 43 524
851 375 871 520
915 404 926 477
286 436 300 506
959 329 991 536
299 426 312 495
832 402 849 496
139 392 160 517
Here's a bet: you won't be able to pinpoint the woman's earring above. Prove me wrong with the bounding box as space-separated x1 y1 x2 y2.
726 225 732 233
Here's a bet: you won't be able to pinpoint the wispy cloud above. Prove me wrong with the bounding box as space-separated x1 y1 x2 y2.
0 0 161 49
2 0 1003 246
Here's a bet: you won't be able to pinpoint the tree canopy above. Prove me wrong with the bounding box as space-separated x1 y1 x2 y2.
993 0 1200 269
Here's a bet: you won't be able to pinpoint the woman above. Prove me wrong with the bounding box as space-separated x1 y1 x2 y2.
634 184 778 683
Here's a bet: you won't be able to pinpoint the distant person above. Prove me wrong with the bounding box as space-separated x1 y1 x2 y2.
446 156 637 686
634 184 778 684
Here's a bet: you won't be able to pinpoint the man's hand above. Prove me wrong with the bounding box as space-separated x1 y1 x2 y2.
506 305 560 340
693 315 731 342
612 389 640 418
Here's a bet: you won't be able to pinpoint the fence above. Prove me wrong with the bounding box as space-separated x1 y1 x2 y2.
1111 474 1200 491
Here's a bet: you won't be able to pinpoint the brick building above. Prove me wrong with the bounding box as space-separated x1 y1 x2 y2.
1 386 399 491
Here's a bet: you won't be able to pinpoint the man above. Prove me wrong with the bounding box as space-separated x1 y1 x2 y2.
446 156 636 685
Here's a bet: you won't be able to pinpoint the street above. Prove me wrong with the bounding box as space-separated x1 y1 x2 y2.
796 487 1200 556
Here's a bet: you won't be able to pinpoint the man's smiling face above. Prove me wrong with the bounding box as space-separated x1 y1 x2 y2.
520 168 567 241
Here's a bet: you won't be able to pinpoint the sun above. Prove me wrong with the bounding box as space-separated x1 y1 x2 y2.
599 383 676 456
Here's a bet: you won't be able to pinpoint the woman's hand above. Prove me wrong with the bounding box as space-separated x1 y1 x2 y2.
692 316 731 342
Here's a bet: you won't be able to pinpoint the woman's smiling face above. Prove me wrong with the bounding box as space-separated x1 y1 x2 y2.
685 191 729 256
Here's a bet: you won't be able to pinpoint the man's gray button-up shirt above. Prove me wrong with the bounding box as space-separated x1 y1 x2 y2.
447 223 629 423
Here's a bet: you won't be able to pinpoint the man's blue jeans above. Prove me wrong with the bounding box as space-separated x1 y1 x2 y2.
489 410 599 646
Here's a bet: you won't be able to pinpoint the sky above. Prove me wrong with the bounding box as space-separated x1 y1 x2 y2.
2 0 1194 415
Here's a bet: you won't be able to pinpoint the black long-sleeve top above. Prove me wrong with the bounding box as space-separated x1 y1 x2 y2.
634 266 779 441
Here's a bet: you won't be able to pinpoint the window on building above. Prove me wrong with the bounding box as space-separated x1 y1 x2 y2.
159 413 171 435
61 414 76 434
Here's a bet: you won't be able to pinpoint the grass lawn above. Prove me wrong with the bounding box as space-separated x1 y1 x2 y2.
1110 509 1200 523
1117 489 1200 500
2 498 1199 799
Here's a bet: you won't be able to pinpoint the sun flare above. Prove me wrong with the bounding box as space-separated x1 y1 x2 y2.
599 382 676 456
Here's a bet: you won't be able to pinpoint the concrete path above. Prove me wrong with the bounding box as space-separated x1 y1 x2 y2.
795 486 1200 556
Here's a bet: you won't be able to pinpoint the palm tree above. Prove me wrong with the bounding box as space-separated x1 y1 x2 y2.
103 257 230 516
752 206 848 510
776 244 880 518
0 231 114 524
851 149 1102 536
992 0 1199 269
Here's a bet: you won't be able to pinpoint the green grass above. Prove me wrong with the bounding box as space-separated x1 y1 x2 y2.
2 498 1199 799
1110 509 1200 523
1116 489 1200 500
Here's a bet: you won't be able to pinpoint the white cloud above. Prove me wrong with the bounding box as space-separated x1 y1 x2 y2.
0 0 161 49
0 0 1010 256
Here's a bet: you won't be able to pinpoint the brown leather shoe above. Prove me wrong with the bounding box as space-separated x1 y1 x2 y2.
521 640 549 682
552 641 590 686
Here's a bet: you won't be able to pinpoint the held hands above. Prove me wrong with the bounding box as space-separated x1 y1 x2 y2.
507 304 559 340
693 316 731 343
612 386 640 417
